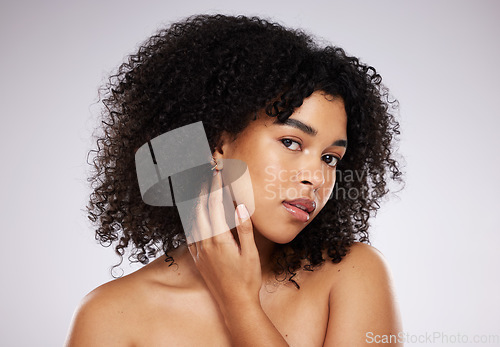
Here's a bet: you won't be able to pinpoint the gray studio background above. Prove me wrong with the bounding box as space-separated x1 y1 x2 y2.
1 0 499 346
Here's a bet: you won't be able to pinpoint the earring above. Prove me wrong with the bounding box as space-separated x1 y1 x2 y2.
211 157 223 171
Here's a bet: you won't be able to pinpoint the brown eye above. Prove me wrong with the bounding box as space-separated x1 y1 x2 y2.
281 138 301 151
322 154 340 167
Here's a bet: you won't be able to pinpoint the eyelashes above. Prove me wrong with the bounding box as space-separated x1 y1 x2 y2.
322 154 339 167
281 138 300 150
280 138 341 167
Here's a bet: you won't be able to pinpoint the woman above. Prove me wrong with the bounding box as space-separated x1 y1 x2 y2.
67 14 404 346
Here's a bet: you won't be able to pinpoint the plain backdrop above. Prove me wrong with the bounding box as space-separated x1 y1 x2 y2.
1 0 499 346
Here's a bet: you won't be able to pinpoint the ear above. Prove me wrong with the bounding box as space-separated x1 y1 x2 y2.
212 131 234 160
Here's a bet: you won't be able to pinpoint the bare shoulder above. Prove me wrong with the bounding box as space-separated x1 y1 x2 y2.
322 242 403 346
318 242 392 279
337 241 391 272
65 250 206 347
327 242 399 306
65 273 143 347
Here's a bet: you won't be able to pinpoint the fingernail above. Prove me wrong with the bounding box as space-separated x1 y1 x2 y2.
236 204 249 220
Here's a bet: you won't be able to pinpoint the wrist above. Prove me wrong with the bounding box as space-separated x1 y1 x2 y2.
219 295 261 321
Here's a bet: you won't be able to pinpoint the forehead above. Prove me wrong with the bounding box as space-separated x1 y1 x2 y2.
255 92 347 137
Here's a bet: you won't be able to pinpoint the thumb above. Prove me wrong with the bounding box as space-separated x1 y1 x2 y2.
235 204 256 256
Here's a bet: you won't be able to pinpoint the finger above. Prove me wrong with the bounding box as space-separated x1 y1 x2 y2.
235 204 257 257
185 232 195 246
208 170 234 244
188 178 212 258
193 178 211 243
187 241 197 258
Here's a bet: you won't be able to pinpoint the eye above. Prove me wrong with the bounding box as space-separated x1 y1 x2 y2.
281 138 301 151
322 154 340 168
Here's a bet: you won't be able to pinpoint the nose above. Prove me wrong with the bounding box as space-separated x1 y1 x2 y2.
296 159 325 192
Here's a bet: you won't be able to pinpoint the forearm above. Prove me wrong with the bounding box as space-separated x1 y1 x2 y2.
221 299 289 347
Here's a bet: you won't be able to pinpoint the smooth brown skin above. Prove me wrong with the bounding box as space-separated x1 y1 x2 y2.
66 92 402 346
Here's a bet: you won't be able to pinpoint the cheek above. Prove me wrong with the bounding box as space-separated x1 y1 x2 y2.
318 186 334 207
251 165 282 205
317 173 337 207
221 159 256 215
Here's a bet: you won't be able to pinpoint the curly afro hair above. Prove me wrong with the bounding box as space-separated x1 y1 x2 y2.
87 14 403 288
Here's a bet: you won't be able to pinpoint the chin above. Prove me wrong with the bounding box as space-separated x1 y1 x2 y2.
259 226 303 244
274 234 300 244
250 207 314 244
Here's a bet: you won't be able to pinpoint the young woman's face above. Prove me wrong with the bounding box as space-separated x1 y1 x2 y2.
219 91 347 244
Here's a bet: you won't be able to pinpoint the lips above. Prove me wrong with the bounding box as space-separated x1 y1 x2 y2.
283 198 316 214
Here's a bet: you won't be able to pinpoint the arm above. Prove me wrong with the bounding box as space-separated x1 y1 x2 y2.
220 297 289 346
65 286 131 347
189 215 289 346
187 170 289 346
323 243 403 346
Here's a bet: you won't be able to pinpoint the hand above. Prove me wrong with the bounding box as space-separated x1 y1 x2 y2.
187 170 262 309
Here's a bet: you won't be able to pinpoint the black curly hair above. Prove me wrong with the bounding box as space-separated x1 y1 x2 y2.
87 14 403 288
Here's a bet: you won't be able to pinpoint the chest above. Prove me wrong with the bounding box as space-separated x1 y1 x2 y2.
133 280 330 347
260 280 330 346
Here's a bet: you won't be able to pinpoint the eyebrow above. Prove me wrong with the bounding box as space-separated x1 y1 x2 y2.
273 118 348 148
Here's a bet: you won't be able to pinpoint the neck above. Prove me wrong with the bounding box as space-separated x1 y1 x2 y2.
231 226 277 279
167 228 278 285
